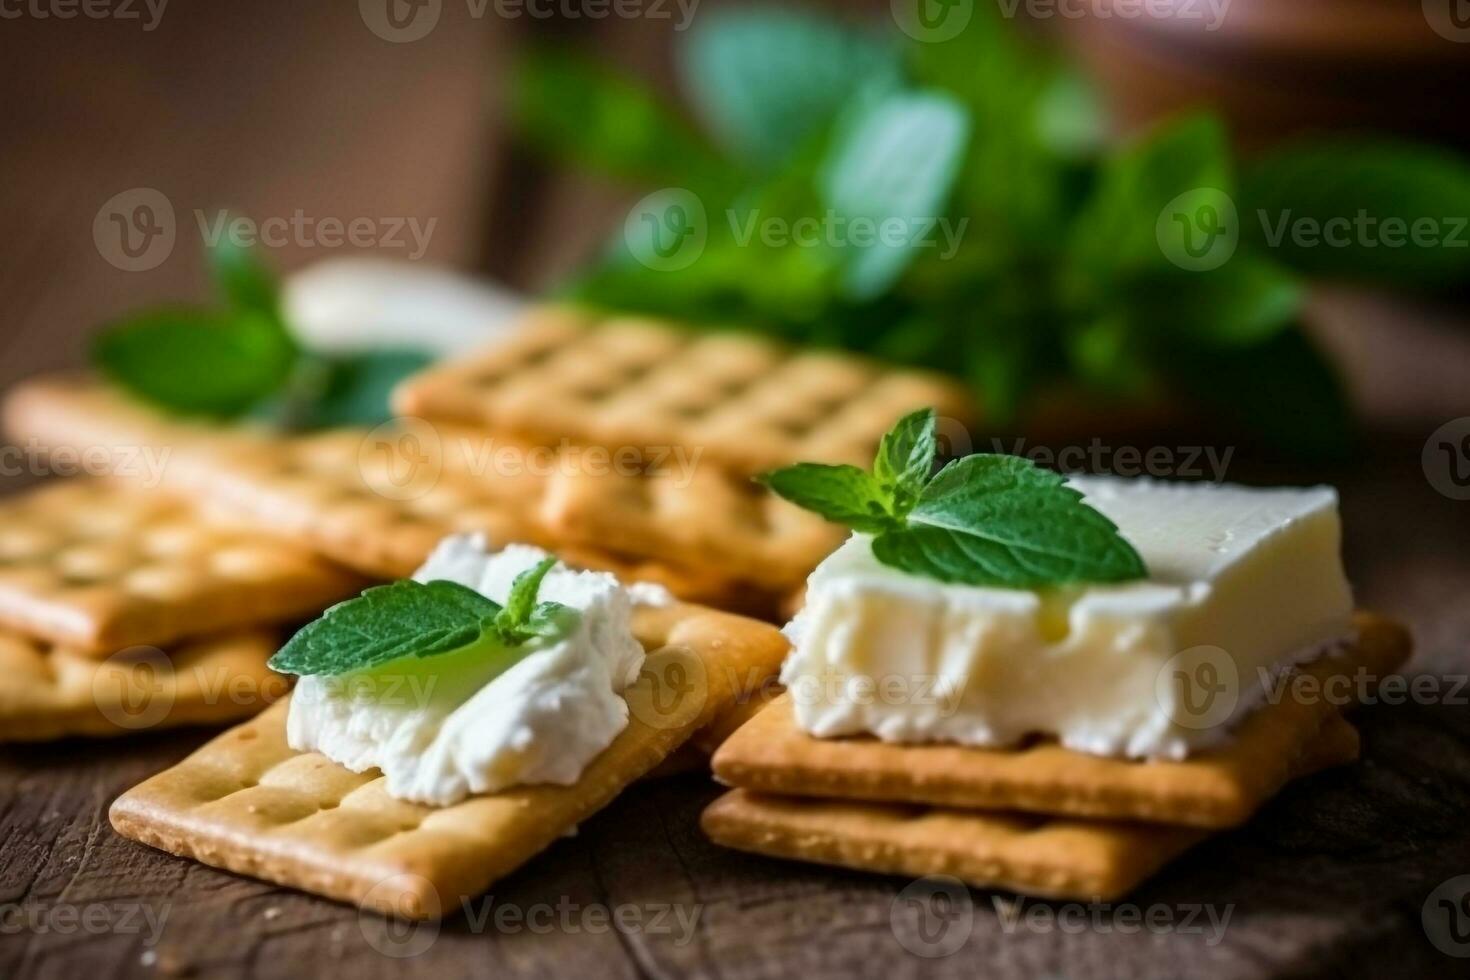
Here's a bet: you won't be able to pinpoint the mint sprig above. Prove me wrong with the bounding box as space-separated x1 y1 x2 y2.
269 560 574 677
759 408 1147 589
93 236 432 428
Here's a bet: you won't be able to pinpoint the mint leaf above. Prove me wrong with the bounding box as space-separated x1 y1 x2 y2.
873 455 1147 588
269 580 502 676
1241 140 1470 288
819 89 970 299
257 348 436 430
1124 255 1303 349
758 463 897 534
872 407 936 517
513 47 735 194
209 237 282 323
1070 114 1231 279
94 308 298 419
679 8 899 168
493 557 571 646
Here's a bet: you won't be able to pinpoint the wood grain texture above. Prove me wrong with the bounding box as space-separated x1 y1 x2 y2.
2 1 1470 977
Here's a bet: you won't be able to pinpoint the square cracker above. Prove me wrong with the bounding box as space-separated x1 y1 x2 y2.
0 629 285 741
109 602 790 918
540 462 844 589
713 613 1410 828
701 714 1360 901
391 306 976 476
0 480 364 654
4 378 770 612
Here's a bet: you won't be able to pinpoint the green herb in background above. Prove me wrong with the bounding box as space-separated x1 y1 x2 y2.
93 236 433 428
513 5 1470 459
760 408 1147 588
269 558 572 677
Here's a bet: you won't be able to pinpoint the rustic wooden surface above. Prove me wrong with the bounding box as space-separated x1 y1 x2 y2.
3 3 1470 978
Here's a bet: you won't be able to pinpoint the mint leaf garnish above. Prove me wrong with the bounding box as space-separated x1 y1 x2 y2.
757 463 896 535
760 408 1147 589
872 407 936 518
493 557 570 646
873 455 1147 587
270 567 575 677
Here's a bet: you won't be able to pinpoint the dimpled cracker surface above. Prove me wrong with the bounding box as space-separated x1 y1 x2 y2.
0 629 285 741
713 613 1409 828
541 462 845 588
391 307 976 475
4 378 777 610
702 715 1361 901
109 602 791 917
0 480 363 653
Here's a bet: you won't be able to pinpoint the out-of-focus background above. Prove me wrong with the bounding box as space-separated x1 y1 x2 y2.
3 0 1469 431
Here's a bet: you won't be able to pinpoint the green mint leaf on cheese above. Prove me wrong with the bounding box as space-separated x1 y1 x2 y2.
872 455 1147 588
269 579 502 676
759 408 1148 588
872 406 936 518
493 557 571 646
757 463 898 535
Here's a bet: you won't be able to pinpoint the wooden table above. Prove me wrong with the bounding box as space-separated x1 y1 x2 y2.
2 4 1470 977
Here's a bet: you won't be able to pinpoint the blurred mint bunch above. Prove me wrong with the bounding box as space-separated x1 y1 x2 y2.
513 6 1470 458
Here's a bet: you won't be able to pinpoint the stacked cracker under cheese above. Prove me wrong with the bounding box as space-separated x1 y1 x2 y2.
701 614 1410 899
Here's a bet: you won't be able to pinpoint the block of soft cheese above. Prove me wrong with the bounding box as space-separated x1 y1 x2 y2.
780 476 1354 759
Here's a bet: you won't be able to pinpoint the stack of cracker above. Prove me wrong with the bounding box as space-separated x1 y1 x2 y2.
0 480 364 741
390 306 976 616
5 307 974 621
702 613 1411 900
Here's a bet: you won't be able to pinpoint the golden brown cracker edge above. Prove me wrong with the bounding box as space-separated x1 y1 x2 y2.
109 603 789 917
713 613 1409 828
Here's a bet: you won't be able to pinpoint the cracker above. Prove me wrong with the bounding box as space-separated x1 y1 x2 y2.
541 463 844 588
701 715 1361 901
713 613 1409 828
5 379 768 611
109 603 790 917
0 629 285 741
0 480 364 654
392 307 975 475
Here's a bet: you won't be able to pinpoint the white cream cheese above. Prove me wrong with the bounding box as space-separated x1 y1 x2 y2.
287 536 645 805
781 476 1354 759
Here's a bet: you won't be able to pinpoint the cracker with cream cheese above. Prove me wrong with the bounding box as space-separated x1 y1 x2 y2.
712 612 1409 828
109 603 789 917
